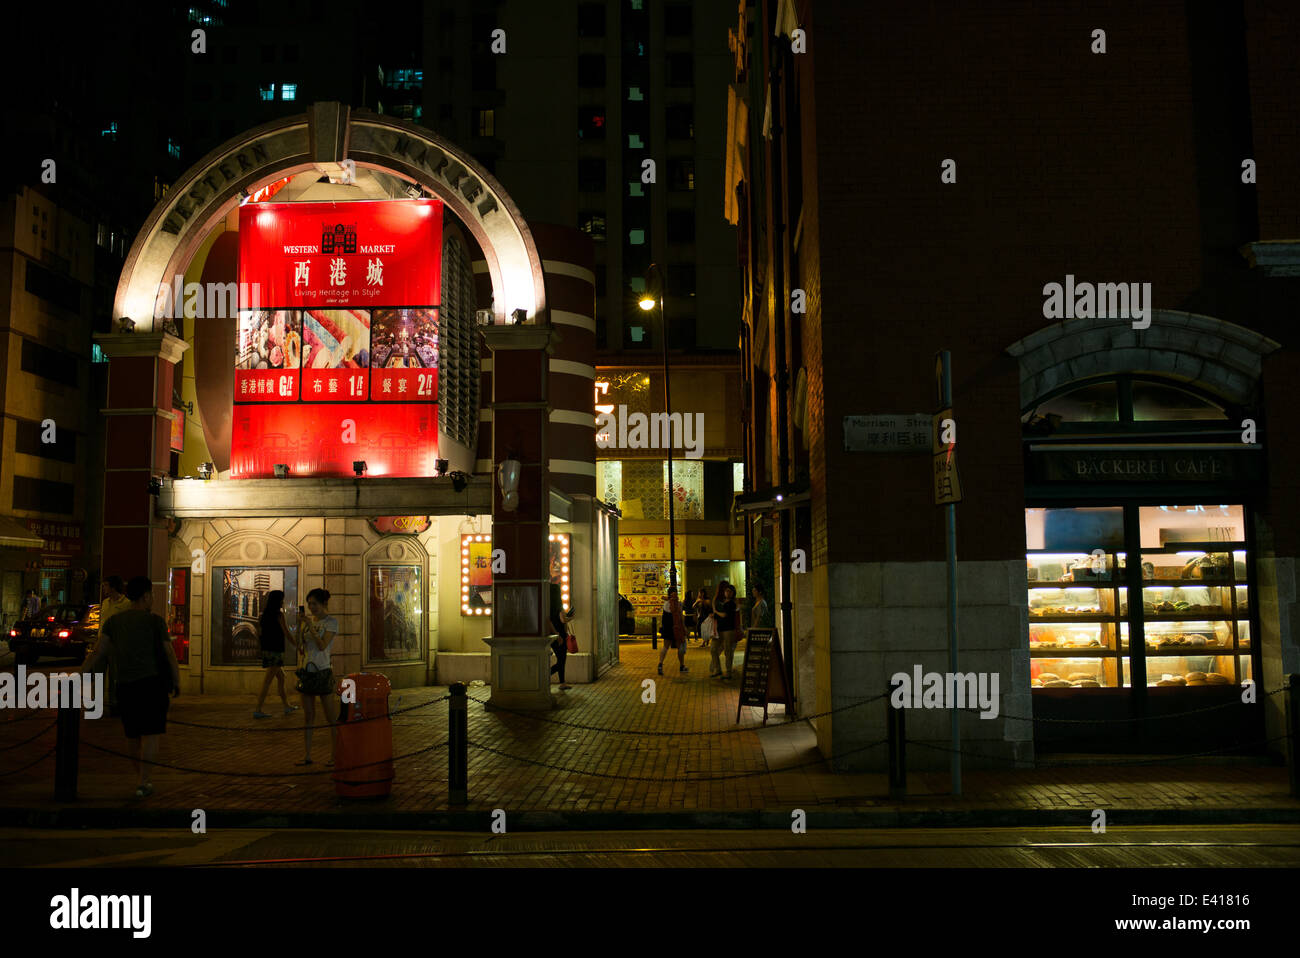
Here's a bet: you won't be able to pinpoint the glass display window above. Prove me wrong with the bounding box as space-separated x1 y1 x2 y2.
1028 504 1256 692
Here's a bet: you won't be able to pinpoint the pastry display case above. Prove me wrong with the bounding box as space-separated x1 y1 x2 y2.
1027 551 1124 687
1027 506 1258 693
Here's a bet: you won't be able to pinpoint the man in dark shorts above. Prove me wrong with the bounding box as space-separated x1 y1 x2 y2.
82 576 180 798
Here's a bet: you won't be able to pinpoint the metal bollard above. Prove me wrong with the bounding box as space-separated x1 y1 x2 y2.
887 682 906 799
1288 675 1300 798
449 682 467 805
55 703 81 801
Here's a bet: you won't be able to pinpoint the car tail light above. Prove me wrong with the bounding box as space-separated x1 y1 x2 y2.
57 630 71 640
7 630 15 637
47 616 55 622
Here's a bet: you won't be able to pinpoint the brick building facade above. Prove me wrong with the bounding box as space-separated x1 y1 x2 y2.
729 0 1299 768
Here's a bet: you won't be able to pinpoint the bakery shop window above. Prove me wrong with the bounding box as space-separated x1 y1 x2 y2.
1127 504 1249 689
1026 505 1254 691
1026 507 1124 689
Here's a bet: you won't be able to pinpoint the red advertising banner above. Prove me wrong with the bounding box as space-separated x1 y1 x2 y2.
237 199 443 308
230 403 439 478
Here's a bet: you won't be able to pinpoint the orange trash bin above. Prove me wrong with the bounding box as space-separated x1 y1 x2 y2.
332 672 394 798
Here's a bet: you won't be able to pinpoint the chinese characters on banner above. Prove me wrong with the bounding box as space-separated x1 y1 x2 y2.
237 199 442 307
371 308 439 401
232 199 443 477
617 534 687 562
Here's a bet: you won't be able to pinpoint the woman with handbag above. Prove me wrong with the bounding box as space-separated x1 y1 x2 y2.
549 581 576 691
293 588 339 766
656 586 688 675
693 589 712 645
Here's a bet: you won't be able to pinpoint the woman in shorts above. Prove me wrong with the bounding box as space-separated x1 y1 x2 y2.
253 589 297 719
82 576 180 798
293 588 339 766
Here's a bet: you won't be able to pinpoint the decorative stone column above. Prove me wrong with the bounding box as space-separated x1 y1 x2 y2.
481 323 559 710
94 331 190 607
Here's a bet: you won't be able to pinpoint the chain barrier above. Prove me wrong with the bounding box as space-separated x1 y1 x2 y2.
461 689 891 736
1 708 57 724
81 738 449 778
465 736 887 783
0 719 57 751
0 745 56 777
164 693 451 733
907 732 1290 768
947 683 1284 725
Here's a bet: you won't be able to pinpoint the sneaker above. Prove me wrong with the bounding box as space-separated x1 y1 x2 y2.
680 666 689 673
283 705 299 715
253 711 271 719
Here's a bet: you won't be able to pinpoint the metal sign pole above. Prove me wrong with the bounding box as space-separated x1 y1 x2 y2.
938 350 961 796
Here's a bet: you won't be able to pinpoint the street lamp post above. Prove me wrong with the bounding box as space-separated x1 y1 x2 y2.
640 264 677 595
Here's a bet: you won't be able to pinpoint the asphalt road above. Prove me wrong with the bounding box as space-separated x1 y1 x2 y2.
4 825 1300 867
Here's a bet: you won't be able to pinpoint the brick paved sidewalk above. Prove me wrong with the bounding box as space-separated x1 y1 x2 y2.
0 642 1294 824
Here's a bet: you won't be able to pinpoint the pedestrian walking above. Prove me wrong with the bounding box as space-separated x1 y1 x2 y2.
749 584 772 629
713 581 740 680
549 581 576 690
99 576 131 624
81 576 180 798
253 589 298 718
656 586 688 675
22 589 39 620
292 588 338 765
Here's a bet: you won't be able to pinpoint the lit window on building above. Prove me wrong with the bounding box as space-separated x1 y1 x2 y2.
281 83 297 101
167 139 181 159
101 121 117 138
629 229 645 245
628 133 644 148
260 84 275 101
477 109 495 137
627 86 643 101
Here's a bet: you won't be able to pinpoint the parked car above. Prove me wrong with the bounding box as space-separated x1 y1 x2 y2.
7 604 100 665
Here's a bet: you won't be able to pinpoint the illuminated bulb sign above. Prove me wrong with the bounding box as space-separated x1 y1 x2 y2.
549 533 571 610
461 534 492 616
461 531 572 615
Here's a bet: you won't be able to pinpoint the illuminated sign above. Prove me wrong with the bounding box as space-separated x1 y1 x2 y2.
594 379 612 444
368 517 432 535
237 199 443 307
549 533 571 611
232 199 443 478
461 534 492 615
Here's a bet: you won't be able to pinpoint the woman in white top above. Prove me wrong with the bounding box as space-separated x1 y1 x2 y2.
294 588 340 766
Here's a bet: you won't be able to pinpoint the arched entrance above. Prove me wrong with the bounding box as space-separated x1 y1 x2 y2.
1008 315 1280 754
99 103 573 707
115 103 546 329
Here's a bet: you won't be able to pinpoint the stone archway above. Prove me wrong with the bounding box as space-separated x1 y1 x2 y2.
1006 311 1282 408
114 102 546 329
